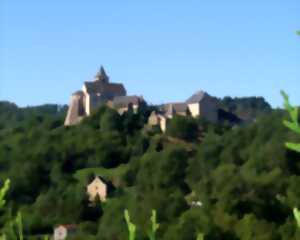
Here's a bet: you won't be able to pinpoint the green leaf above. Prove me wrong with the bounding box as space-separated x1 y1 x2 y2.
281 91 300 154
124 209 136 240
293 208 300 228
197 233 205 240
15 212 23 240
283 120 300 135
281 91 299 124
0 234 7 240
0 179 10 209
281 90 291 109
148 209 159 240
285 142 300 153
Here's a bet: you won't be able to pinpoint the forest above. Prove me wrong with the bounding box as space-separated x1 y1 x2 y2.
0 96 299 240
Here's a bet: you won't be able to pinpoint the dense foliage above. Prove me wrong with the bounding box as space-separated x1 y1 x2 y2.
219 96 271 121
0 97 299 239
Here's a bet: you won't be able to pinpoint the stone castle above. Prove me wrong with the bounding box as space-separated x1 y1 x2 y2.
65 67 144 126
65 67 218 130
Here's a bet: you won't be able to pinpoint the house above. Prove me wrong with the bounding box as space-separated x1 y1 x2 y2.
112 95 145 114
64 66 218 129
86 176 108 203
82 67 126 115
186 90 218 123
148 90 219 132
54 224 77 240
148 111 168 132
163 103 190 118
65 66 127 126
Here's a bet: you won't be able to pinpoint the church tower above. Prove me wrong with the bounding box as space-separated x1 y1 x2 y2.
94 66 109 83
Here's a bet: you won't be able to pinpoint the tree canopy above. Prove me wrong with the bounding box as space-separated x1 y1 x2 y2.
0 99 299 239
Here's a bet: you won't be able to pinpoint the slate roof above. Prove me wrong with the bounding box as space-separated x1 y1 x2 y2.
163 103 188 114
186 90 207 103
112 95 144 108
83 67 126 95
84 81 126 95
95 66 109 82
72 90 84 96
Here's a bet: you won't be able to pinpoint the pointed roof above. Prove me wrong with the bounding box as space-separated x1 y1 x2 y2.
186 90 207 103
95 66 109 82
164 103 188 115
112 95 144 108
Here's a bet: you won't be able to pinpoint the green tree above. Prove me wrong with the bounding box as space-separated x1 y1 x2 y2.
167 115 198 141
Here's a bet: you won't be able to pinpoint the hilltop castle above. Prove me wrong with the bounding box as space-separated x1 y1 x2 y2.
65 67 144 126
65 67 218 130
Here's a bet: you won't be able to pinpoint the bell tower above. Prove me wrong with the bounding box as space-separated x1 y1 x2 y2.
94 66 109 83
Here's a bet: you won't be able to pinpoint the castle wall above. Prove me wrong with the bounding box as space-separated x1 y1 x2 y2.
200 97 218 122
188 103 200 117
64 94 85 126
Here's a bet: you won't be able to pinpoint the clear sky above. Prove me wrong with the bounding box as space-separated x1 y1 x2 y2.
0 0 299 107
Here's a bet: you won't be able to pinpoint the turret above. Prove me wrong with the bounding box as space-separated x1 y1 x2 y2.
95 66 109 83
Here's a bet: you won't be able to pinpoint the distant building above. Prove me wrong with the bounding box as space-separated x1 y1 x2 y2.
65 67 128 126
54 224 77 240
112 95 146 115
65 67 218 129
186 90 218 123
148 111 168 132
163 103 190 118
148 90 218 132
86 176 108 203
82 67 126 115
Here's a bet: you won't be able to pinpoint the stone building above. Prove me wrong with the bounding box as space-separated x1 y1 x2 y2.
86 176 108 203
112 95 146 115
186 90 218 123
54 224 77 240
163 103 190 118
148 111 168 132
148 90 218 132
65 67 144 126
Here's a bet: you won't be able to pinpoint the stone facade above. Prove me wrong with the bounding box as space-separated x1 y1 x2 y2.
64 91 86 126
65 67 218 130
54 225 77 240
86 176 107 202
186 90 218 123
148 90 218 132
148 111 168 132
112 95 145 115
65 67 144 126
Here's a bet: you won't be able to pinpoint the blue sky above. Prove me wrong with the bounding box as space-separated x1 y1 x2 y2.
0 0 299 107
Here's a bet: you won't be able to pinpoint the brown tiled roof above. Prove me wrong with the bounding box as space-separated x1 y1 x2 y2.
72 90 84 96
112 95 144 108
95 66 109 82
84 81 126 96
163 103 188 113
104 83 126 95
186 90 207 103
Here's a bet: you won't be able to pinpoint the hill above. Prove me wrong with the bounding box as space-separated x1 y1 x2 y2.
219 96 272 121
0 101 67 130
0 98 299 239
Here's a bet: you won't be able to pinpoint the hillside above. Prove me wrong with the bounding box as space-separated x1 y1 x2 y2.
219 96 272 121
0 101 67 130
0 98 300 239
